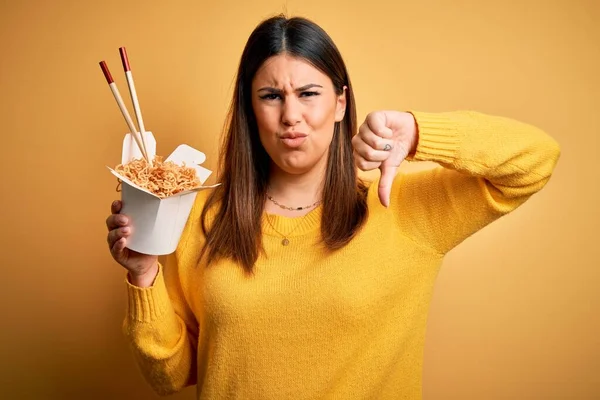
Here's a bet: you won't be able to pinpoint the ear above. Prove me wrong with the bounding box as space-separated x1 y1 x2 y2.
334 86 347 122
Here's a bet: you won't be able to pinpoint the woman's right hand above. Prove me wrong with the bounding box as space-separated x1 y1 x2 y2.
106 200 159 287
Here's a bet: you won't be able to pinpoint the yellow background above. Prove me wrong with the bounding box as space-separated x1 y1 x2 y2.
1 0 598 398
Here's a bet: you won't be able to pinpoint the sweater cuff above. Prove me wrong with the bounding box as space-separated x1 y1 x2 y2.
407 111 462 165
125 263 173 322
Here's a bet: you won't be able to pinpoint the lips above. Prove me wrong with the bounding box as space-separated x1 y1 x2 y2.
279 133 307 148
280 132 307 139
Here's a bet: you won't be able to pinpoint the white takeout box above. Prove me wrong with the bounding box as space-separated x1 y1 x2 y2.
107 132 219 255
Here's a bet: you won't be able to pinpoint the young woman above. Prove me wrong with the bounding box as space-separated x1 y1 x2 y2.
105 15 560 399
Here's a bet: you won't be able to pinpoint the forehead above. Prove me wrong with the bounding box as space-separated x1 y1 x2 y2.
252 54 331 88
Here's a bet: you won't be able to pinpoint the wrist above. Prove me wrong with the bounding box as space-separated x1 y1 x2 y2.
128 262 159 288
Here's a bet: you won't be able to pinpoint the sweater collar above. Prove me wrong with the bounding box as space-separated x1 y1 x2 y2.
262 204 322 238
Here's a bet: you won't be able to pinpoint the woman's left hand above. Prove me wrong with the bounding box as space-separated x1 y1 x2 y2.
352 111 419 207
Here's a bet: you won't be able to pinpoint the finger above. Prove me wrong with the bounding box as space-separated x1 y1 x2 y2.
107 226 131 248
106 213 128 231
366 112 393 139
353 139 391 163
378 163 399 208
107 228 120 248
111 200 122 214
353 151 381 171
356 126 395 152
110 237 127 262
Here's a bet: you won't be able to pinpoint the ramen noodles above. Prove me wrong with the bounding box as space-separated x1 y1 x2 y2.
115 156 201 198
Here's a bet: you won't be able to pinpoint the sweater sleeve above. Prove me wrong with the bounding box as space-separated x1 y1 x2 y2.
391 110 561 254
121 205 200 395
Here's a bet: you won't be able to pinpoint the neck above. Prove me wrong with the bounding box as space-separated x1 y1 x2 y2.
266 162 326 216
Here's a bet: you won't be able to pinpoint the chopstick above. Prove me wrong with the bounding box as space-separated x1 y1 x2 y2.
99 60 150 163
119 47 152 166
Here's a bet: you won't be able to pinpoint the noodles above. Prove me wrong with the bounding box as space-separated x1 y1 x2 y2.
115 156 201 198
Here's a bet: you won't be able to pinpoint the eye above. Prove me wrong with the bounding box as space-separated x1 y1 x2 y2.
259 93 282 101
300 91 320 97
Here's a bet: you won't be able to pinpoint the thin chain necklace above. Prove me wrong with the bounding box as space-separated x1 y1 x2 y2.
264 213 308 246
264 189 321 245
266 193 321 211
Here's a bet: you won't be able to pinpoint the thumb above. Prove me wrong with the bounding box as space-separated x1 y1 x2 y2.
378 163 398 208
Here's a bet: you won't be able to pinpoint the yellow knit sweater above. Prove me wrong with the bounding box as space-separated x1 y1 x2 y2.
123 111 560 399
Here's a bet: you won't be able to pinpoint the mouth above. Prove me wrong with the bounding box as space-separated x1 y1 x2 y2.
279 133 307 148
279 133 308 149
280 132 308 139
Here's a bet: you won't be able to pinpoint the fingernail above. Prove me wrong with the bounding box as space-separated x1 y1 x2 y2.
121 227 130 234
118 217 127 225
112 200 119 207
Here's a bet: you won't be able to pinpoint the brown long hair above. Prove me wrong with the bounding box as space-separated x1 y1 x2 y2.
200 15 368 273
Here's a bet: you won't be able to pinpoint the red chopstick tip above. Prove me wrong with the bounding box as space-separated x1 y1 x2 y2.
119 47 131 71
99 61 114 84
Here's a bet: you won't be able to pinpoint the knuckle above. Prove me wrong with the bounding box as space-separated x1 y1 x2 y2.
107 230 116 245
354 147 366 159
357 159 370 170
109 238 121 256
366 112 379 128
365 148 377 160
356 126 364 138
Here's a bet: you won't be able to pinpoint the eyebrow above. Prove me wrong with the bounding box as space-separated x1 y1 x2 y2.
257 83 323 93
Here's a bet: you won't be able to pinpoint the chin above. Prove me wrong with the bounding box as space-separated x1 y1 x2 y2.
269 146 329 176
278 163 314 175
275 157 316 175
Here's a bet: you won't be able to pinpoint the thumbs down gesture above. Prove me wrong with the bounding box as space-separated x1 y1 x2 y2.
352 111 419 207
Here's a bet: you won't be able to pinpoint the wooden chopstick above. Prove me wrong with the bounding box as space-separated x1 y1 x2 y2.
119 47 152 166
99 60 150 162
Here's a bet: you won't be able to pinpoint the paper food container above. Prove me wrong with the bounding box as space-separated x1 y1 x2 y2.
107 131 219 255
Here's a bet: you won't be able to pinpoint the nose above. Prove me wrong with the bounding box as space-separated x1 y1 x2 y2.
281 96 302 127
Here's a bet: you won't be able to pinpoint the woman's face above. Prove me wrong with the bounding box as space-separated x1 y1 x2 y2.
251 54 346 176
